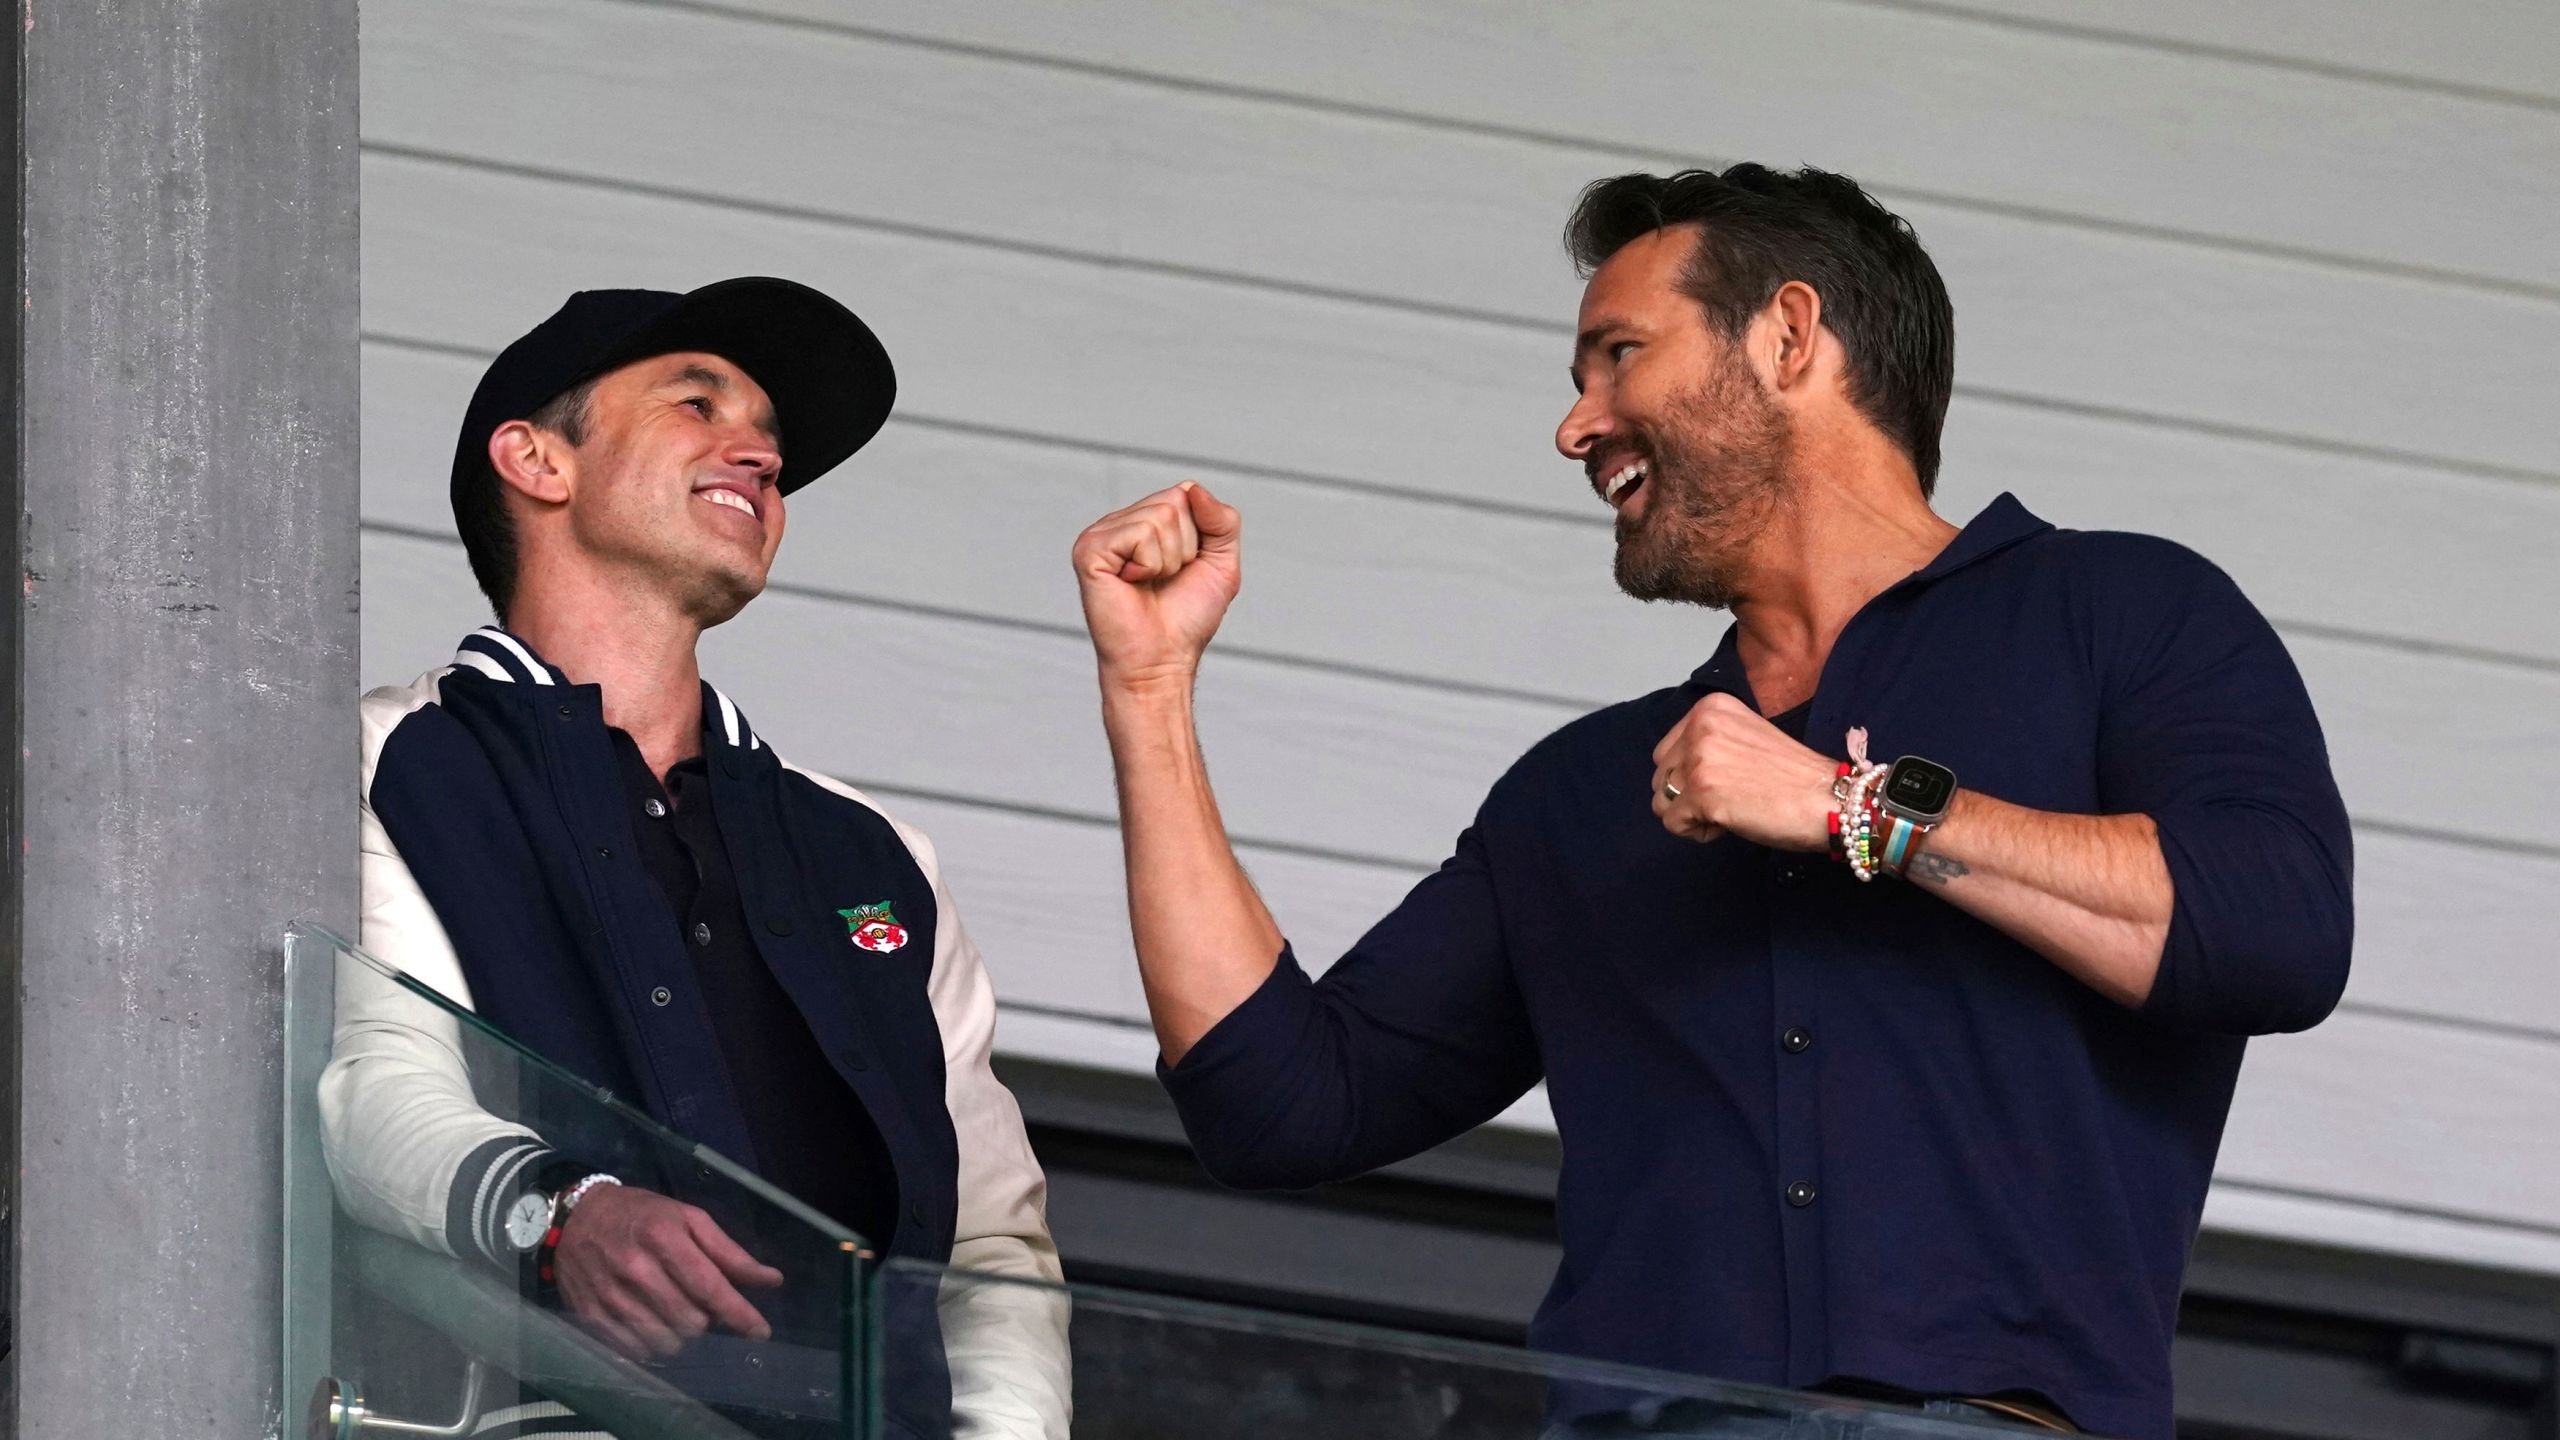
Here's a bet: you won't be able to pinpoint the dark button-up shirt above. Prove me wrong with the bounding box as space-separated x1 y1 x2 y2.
1160 495 2353 1440
607 729 902 1252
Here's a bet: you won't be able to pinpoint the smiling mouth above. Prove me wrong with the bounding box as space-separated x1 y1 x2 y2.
1595 458 1650 510
695 488 757 521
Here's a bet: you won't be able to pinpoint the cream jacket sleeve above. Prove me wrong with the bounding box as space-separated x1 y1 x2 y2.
319 676 554 1266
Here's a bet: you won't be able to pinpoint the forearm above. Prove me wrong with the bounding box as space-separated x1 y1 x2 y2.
1102 677 1286 1066
1902 791 2172 1008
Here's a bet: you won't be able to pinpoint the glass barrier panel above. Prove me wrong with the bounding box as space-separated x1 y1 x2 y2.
872 1259 2039 1440
284 922 867 1440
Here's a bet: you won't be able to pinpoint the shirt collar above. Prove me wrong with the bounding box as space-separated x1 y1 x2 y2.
1682 492 2054 693
449 625 571 687
1903 491 2053 587
445 626 764 756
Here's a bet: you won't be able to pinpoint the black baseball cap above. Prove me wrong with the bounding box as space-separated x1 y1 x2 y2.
449 276 895 517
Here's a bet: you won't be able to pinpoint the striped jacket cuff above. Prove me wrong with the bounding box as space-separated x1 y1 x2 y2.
445 1134 554 1268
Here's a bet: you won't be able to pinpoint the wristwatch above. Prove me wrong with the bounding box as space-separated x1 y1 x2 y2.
502 1187 555 1254
1878 754 1958 827
501 1171 622 1255
1874 755 1958 879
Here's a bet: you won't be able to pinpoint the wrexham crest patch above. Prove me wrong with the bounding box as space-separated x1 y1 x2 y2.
839 902 910 954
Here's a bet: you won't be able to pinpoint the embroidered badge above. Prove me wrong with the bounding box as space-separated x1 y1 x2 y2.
839 902 910 954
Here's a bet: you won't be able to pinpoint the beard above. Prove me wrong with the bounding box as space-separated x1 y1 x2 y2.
1611 352 1793 609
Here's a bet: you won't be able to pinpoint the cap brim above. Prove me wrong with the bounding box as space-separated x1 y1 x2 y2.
593 276 895 494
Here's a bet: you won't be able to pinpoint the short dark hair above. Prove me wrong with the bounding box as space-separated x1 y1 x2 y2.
456 377 600 620
1564 165 1954 497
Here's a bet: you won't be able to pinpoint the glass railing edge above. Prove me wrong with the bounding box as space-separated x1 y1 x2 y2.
883 1255 2027 1437
286 918 867 1252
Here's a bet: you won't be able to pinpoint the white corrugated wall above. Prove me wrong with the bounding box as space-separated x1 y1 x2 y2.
357 1 2560 1277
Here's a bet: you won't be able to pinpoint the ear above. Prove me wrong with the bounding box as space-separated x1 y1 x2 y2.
487 419 574 506
1765 280 1824 393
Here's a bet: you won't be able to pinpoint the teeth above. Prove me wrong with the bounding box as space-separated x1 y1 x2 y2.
698 489 755 516
1602 460 1648 503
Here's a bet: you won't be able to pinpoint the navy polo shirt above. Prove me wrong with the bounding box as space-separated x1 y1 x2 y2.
1160 495 2353 1440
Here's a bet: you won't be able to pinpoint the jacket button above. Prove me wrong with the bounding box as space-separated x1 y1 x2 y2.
722 756 741 779
765 916 795 937
839 1047 871 1072
556 703 573 721
1785 1181 1817 1208
1781 1027 1812 1054
692 921 712 947
643 798 667 819
650 986 672 1007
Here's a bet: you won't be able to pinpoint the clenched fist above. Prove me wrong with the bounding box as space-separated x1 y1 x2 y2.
1072 482 1243 692
1650 692 1838 851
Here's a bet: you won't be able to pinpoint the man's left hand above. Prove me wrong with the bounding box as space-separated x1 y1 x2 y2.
1650 693 1837 851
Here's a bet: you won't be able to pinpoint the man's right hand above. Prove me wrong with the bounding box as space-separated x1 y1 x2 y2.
552 1184 783 1360
1071 482 1243 693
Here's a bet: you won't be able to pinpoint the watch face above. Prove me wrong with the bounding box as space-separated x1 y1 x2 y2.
1885 756 1957 819
503 1190 553 1252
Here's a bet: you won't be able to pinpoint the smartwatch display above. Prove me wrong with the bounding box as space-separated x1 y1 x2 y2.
1879 755 1958 826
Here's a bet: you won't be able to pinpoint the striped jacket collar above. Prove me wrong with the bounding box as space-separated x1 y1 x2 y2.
447 626 765 753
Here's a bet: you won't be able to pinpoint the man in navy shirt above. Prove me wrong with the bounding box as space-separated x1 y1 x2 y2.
1067 166 2351 1437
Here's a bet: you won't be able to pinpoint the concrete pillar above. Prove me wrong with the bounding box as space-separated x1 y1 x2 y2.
2 0 359 1431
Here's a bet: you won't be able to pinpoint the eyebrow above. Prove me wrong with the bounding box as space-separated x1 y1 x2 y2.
662 363 780 445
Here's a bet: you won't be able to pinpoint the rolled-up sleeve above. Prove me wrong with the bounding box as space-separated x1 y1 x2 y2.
2095 542 2355 1035
1159 823 1542 1189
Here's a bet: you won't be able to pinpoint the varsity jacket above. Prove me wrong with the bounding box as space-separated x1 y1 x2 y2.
321 626 1069 1439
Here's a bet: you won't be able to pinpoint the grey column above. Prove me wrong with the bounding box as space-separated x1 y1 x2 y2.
2 0 359 1432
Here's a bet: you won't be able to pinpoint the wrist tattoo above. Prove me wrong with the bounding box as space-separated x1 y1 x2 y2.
1906 853 1970 885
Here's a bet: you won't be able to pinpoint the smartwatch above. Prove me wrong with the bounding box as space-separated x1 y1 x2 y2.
1878 754 1958 826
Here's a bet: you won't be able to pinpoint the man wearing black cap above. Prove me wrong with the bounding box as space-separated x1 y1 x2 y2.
322 279 1070 1438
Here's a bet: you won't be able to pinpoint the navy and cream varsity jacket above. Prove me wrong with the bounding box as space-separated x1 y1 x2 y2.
322 627 1069 1438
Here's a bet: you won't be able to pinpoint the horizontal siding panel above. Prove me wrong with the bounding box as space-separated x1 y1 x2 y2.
2203 1182 2560 1280
879 794 1425 1027
2219 1010 2560 1236
1932 398 2560 669
362 153 1577 518
372 339 2560 673
1935 0 2560 105
2346 830 2560 1037
2288 636 2560 841
366 12 2560 483
360 0 1594 324
740 0 2560 292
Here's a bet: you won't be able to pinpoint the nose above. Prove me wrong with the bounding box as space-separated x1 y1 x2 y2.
1556 386 1614 464
724 427 782 483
